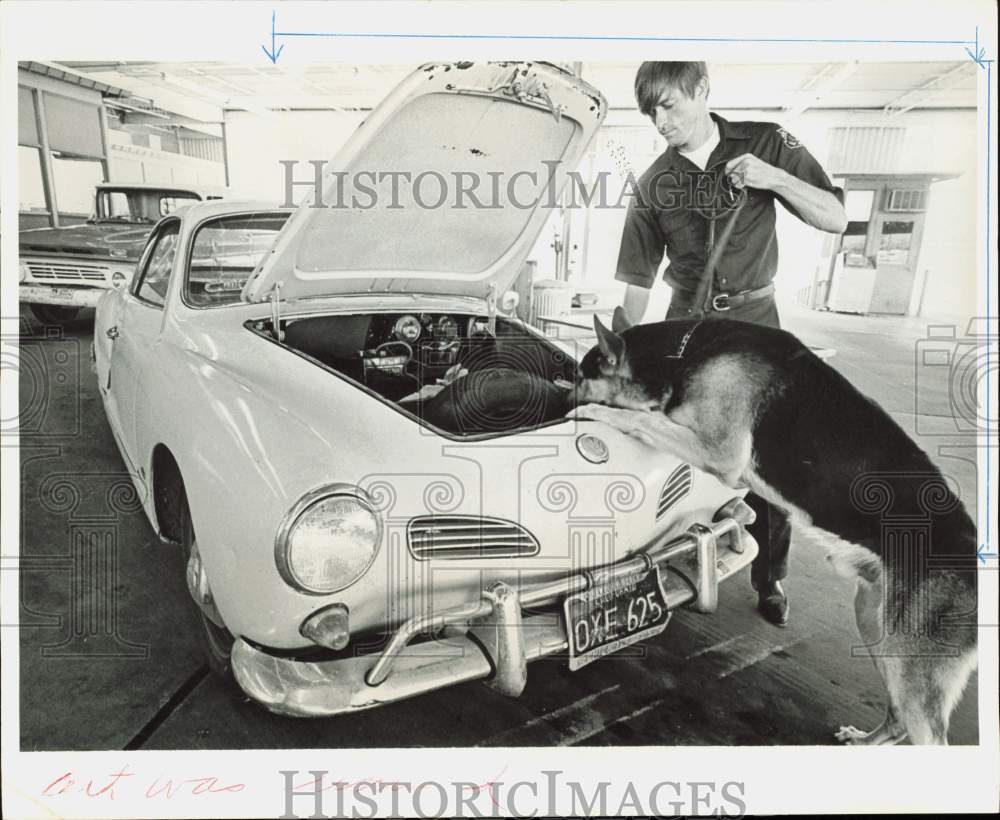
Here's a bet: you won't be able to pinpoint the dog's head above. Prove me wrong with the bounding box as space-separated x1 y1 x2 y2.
576 307 669 410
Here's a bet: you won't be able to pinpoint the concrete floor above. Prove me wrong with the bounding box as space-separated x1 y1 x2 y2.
17 303 981 750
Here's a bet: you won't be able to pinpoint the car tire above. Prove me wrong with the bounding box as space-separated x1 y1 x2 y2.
179 497 236 677
29 304 81 325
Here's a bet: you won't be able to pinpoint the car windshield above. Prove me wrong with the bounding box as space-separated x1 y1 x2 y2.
186 212 292 307
94 189 201 224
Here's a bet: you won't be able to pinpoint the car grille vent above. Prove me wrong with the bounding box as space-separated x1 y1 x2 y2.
26 261 109 282
656 464 692 520
407 515 540 560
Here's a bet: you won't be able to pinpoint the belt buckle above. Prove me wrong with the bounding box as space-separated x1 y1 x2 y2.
711 293 731 312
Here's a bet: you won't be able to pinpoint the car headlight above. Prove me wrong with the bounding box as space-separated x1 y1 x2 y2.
19 262 30 282
275 484 382 595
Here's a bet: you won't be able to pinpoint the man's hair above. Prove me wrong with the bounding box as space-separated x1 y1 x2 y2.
634 62 710 115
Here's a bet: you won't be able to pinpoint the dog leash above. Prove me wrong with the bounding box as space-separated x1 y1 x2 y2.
608 141 747 321
691 170 748 319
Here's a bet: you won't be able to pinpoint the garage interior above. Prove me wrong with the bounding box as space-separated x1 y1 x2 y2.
16 59 983 749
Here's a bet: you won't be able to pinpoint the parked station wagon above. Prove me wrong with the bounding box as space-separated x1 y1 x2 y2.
20 181 228 324
93 62 758 717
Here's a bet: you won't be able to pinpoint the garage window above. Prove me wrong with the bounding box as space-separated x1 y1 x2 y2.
18 145 47 213
19 86 39 146
44 93 104 157
51 154 105 216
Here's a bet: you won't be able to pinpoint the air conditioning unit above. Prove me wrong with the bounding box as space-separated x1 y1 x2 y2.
885 188 927 212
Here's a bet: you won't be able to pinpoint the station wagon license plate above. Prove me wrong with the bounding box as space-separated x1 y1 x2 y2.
564 566 671 671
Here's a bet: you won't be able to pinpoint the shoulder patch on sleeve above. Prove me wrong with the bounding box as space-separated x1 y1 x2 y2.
776 127 802 149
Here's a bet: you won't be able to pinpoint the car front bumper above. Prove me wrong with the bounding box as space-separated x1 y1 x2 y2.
231 515 758 717
20 283 106 308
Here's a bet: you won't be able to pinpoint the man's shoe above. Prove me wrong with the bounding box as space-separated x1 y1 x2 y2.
753 580 789 627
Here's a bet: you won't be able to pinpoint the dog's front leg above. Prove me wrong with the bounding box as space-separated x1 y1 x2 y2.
568 404 661 448
569 404 723 478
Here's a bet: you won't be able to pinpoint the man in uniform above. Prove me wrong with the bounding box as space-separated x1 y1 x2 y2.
615 61 846 625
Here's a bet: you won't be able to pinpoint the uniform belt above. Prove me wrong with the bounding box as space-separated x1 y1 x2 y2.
709 283 774 312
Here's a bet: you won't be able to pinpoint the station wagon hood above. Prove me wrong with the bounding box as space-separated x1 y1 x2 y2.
243 62 607 304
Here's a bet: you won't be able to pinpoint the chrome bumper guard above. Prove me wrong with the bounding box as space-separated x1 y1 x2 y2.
232 516 759 717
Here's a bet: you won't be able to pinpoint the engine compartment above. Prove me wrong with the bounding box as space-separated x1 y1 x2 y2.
250 311 579 436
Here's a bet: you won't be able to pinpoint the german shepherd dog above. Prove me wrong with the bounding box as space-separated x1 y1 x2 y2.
570 308 978 745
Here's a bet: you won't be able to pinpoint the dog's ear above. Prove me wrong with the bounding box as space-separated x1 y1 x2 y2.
611 306 633 334
594 314 626 367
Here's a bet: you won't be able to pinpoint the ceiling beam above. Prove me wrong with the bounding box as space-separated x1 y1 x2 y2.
783 61 860 119
882 62 973 117
152 71 278 117
59 68 224 124
111 109 224 136
186 66 258 99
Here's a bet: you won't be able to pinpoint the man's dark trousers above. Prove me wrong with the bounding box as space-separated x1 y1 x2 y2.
665 293 791 589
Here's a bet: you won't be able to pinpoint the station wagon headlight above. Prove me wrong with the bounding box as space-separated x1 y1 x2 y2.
19 262 30 282
275 484 382 595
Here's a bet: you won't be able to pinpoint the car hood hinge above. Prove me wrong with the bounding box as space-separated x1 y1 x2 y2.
486 282 498 335
270 283 284 341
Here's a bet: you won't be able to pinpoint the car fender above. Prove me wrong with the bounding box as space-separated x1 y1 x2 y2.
135 323 421 644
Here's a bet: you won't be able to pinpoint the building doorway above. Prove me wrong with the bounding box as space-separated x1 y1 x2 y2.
814 173 951 316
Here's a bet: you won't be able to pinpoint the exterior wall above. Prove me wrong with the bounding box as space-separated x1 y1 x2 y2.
107 141 227 188
223 109 366 201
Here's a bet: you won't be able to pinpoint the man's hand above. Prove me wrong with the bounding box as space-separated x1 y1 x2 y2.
724 153 785 191
726 152 847 234
622 284 651 326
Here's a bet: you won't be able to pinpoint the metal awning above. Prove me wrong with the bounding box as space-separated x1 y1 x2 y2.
20 60 138 100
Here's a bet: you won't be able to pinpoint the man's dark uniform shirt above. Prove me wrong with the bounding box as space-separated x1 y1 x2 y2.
615 113 842 327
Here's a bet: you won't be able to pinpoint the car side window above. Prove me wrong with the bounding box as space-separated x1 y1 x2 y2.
185 212 292 307
133 220 181 308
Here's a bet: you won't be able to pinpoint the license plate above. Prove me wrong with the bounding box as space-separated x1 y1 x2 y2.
50 287 75 300
564 566 671 671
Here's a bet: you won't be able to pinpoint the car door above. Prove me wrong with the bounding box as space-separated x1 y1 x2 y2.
94 287 123 415
108 217 181 474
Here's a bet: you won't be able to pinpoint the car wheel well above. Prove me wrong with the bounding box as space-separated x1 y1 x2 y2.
151 445 187 544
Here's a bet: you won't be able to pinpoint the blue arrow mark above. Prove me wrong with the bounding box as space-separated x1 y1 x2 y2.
977 545 998 565
263 10 978 54
261 9 284 64
272 31 976 44
966 47 990 68
966 26 995 69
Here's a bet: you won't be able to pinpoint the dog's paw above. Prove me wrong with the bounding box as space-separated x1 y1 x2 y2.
566 404 663 449
630 430 656 447
566 403 613 423
834 725 869 744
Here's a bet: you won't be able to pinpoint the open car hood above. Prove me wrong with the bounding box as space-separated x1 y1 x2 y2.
243 62 606 304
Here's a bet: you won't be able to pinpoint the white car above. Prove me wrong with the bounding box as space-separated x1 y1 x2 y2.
93 61 758 717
